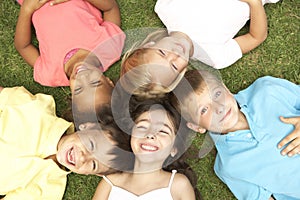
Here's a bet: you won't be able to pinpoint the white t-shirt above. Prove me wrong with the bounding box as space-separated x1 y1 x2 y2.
155 0 277 69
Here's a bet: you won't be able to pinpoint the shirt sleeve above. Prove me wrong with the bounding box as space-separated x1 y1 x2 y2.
215 172 272 200
2 158 67 200
193 39 242 69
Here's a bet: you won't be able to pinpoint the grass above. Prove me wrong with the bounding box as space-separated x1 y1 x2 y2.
0 0 299 199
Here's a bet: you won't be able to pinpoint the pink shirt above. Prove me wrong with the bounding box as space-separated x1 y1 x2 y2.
18 0 125 86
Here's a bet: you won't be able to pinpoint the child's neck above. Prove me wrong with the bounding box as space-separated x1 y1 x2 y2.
64 49 90 78
133 160 163 174
45 154 68 171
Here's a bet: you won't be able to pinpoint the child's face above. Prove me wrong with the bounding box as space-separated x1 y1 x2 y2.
137 34 191 87
130 109 177 164
56 124 117 175
185 80 241 133
143 49 188 87
70 64 114 114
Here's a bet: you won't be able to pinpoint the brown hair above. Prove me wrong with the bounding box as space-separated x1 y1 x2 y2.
170 69 222 123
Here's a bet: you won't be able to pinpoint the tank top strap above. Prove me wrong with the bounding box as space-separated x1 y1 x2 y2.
102 176 114 187
168 170 177 188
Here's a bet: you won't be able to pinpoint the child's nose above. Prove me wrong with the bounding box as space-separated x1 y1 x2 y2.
146 134 155 139
166 52 179 61
78 151 93 165
215 104 225 114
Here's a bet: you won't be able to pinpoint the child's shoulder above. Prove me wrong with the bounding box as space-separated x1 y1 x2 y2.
172 172 191 187
170 172 195 199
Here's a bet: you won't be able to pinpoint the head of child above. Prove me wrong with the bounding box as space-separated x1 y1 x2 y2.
120 29 193 98
56 105 132 176
170 69 240 134
128 99 191 173
69 58 114 120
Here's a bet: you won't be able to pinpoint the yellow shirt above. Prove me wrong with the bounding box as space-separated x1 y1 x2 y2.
0 87 73 200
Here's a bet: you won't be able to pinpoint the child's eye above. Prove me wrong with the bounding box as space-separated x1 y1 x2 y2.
136 126 148 130
159 130 170 135
89 140 95 151
159 49 166 56
90 80 101 87
92 160 96 171
201 107 208 115
74 87 82 94
171 63 178 70
215 91 221 99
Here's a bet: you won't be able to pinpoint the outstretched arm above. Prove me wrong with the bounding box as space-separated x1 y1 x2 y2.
50 0 121 27
86 0 121 27
278 116 300 157
234 0 267 54
14 0 48 67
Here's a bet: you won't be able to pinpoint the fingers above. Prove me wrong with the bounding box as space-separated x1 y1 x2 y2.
277 130 296 149
278 116 300 157
49 0 69 6
279 137 300 157
279 116 299 125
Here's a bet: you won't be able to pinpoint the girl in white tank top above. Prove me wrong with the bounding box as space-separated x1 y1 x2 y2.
92 100 201 200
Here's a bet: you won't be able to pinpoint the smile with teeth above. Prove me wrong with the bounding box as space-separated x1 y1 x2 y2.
140 144 159 152
67 147 75 165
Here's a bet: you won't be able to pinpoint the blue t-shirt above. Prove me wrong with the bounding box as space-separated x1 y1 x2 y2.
209 76 300 200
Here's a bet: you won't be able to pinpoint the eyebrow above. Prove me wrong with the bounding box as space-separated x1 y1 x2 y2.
136 118 174 133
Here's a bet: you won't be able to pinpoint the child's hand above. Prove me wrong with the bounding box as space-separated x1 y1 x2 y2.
49 0 70 6
22 0 49 14
239 0 262 4
278 116 300 157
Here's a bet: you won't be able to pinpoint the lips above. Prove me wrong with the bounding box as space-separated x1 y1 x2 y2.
67 147 75 166
140 143 159 152
220 108 231 122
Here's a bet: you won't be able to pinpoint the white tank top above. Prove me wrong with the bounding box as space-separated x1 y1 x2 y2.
103 170 177 200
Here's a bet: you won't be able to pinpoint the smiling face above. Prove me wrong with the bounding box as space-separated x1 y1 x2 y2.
185 80 242 134
69 63 114 115
130 109 177 166
56 124 117 175
140 32 192 87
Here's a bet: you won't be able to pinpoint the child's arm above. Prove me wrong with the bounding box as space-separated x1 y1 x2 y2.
14 0 48 67
277 116 300 157
92 178 112 200
85 0 121 27
234 0 267 54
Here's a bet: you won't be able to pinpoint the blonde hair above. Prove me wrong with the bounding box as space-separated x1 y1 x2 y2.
120 29 187 98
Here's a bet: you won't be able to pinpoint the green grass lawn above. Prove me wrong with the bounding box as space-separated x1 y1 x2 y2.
0 0 299 199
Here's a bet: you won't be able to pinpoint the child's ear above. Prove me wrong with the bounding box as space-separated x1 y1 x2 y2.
105 76 115 87
96 173 103 177
78 122 97 131
170 148 178 157
142 41 155 48
186 122 206 134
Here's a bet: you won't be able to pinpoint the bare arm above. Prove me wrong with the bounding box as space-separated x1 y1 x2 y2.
234 0 267 54
92 178 112 200
86 0 121 27
14 0 48 67
50 0 121 27
278 116 300 157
